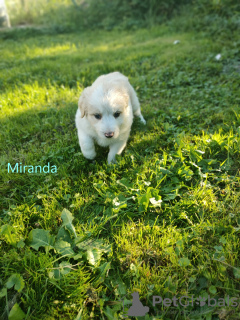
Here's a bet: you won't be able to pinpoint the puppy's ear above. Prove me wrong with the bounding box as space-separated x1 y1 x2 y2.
78 88 90 118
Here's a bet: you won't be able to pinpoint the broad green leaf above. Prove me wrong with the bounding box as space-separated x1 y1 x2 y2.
17 239 25 248
61 208 77 238
56 226 72 243
54 240 75 257
73 253 83 260
0 288 7 297
48 269 61 280
6 274 25 292
117 178 133 189
164 193 178 201
28 229 55 252
213 253 225 260
177 165 194 181
76 239 111 254
104 306 117 320
178 257 190 267
86 248 102 266
159 167 173 175
116 281 127 296
48 264 61 280
93 262 111 285
9 303 26 320
214 246 223 252
74 232 92 245
175 239 184 256
138 193 151 211
233 268 240 279
137 187 157 211
0 224 17 246
59 261 72 275
75 238 93 250
219 237 227 244
198 276 208 289
98 261 111 274
209 285 217 294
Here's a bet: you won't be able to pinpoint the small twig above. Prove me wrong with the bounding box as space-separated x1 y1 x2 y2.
46 262 82 271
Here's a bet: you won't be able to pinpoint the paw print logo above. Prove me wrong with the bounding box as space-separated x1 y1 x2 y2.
119 292 149 318
196 296 207 307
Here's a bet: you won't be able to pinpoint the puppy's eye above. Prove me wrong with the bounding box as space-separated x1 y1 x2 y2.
94 114 102 120
113 112 121 118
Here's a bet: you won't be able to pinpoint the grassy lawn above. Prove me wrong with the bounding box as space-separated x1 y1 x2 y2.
0 24 240 320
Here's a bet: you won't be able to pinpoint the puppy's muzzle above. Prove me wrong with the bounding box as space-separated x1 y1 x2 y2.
104 132 114 138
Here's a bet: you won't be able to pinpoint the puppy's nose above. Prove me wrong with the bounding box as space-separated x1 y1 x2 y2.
105 132 114 138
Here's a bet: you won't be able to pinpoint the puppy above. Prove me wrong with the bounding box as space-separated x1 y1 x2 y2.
75 72 146 164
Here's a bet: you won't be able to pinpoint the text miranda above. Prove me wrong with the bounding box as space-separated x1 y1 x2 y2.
8 162 57 173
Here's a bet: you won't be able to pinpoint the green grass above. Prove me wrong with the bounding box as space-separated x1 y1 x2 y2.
0 24 240 320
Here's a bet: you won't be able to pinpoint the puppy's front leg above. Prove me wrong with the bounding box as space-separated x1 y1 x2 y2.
78 132 96 160
107 140 127 164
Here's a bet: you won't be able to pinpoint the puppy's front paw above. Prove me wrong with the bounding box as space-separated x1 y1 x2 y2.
107 155 117 164
82 150 96 160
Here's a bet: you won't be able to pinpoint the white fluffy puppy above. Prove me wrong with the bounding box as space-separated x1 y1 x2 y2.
75 72 146 164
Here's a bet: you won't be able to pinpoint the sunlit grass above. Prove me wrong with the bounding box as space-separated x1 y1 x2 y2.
0 23 240 320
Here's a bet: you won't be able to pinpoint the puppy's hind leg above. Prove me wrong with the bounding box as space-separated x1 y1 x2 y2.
107 140 127 164
128 84 146 125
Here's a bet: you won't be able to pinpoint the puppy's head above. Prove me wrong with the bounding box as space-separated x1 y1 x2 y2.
78 84 131 140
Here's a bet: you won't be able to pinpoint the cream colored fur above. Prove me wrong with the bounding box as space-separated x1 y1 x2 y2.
75 72 146 164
